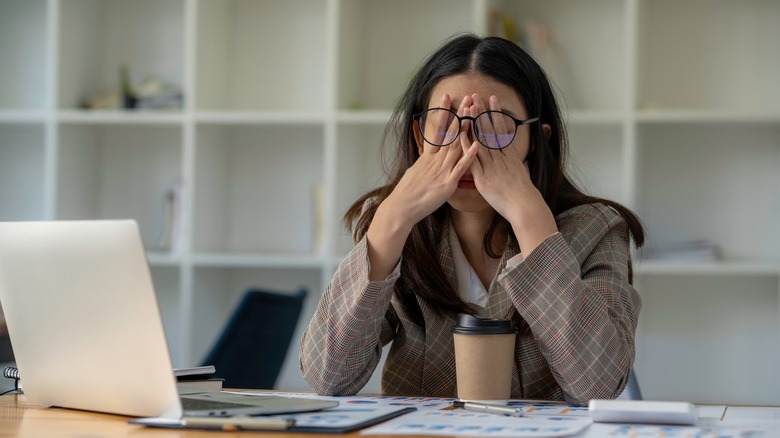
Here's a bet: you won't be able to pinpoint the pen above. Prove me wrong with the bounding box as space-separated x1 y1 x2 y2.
182 415 294 431
452 400 524 417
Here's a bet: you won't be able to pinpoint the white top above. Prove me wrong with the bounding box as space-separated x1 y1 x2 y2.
449 225 489 309
449 225 524 311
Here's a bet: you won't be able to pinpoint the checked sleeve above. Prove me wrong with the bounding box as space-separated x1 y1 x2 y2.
299 236 400 395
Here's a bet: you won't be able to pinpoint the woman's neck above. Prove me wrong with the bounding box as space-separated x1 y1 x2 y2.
450 210 504 264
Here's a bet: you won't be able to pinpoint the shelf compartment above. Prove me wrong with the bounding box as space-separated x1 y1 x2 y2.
57 110 184 125
637 0 780 112
565 110 625 125
489 0 627 112
635 123 780 262
56 124 183 250
566 122 627 206
0 124 47 221
147 251 183 267
337 0 474 111
150 266 183 365
0 0 48 110
333 123 386 255
58 0 185 110
635 259 780 276
635 274 779 405
336 110 392 125
190 266 322 389
195 111 326 125
0 110 48 123
192 252 323 269
637 109 780 125
193 123 324 255
195 0 328 111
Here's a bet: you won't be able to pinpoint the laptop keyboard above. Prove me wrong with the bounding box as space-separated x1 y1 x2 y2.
180 397 258 411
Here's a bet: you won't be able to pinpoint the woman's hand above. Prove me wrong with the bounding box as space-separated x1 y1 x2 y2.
365 94 478 281
466 93 558 255
385 93 479 225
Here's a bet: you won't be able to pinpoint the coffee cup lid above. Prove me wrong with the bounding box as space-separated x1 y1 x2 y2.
451 313 517 335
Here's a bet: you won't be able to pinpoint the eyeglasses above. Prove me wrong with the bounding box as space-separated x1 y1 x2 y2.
413 107 540 150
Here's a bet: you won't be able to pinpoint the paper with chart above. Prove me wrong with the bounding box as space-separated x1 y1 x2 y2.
227 391 457 411
269 404 413 429
508 400 590 417
229 391 592 415
361 410 592 437
723 406 780 423
578 423 776 438
225 392 778 437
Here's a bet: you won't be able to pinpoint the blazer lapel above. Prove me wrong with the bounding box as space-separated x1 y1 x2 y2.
480 241 520 320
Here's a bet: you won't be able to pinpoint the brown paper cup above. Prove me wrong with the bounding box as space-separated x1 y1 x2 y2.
452 314 517 405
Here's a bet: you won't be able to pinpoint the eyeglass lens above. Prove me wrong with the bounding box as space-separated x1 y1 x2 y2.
419 109 517 149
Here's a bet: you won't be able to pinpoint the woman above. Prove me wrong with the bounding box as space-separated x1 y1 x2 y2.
300 34 644 405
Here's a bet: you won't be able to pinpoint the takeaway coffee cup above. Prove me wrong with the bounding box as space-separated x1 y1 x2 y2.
452 313 517 405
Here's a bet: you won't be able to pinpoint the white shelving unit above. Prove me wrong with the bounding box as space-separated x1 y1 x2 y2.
0 0 778 404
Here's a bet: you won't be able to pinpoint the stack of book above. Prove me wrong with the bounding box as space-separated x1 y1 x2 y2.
174 365 223 393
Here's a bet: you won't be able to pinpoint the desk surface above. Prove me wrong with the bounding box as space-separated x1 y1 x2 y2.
3 393 778 438
0 394 397 438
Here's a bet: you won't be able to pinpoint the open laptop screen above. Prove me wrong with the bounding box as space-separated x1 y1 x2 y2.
0 220 182 417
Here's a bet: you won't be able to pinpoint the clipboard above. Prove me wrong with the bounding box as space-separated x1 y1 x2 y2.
131 405 416 433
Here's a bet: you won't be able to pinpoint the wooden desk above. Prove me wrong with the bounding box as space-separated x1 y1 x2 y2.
0 394 400 438
3 393 777 438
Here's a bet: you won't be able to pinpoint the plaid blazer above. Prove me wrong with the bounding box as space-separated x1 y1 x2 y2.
300 203 640 404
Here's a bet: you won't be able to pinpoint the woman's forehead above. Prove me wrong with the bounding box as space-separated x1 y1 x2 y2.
428 73 524 111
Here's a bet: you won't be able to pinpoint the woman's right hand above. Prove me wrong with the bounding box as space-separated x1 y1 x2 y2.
364 94 478 280
385 94 478 225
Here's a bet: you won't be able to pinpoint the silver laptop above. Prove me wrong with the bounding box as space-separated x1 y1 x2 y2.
0 220 336 419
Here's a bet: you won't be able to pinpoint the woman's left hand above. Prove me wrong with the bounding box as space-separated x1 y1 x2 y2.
465 94 558 254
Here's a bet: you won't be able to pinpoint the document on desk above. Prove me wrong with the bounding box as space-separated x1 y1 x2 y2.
509 400 589 417
723 406 780 423
132 404 415 433
361 410 592 437
231 392 592 416
271 404 415 433
577 405 777 438
229 391 456 411
578 423 777 438
700 406 780 435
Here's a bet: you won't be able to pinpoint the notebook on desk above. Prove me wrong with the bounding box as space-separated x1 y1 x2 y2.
0 220 336 419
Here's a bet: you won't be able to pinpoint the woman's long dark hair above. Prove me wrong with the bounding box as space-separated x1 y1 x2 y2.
344 34 645 326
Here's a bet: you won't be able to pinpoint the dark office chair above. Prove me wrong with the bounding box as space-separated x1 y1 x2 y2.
0 335 12 364
201 288 307 390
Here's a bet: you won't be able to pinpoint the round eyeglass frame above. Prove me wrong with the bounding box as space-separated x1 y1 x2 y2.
413 107 540 150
